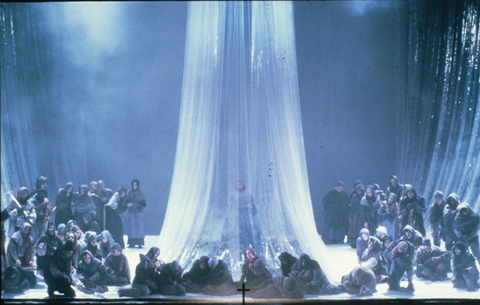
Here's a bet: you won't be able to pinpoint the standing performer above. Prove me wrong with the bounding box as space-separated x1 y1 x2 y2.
125 179 146 248
322 181 349 245
105 187 127 249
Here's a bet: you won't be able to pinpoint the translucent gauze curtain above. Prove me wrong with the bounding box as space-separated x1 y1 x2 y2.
157 1 335 281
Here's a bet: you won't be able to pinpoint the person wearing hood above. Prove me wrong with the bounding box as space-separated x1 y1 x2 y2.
452 241 479 291
104 243 130 286
36 222 64 275
28 188 52 241
279 252 298 277
348 183 365 248
341 263 377 297
374 226 388 250
125 179 146 248
66 231 82 268
98 230 115 259
348 180 363 202
239 247 274 292
443 193 461 250
105 187 127 249
129 253 159 295
81 231 102 261
290 253 343 295
44 240 76 298
77 249 109 290
97 180 114 230
361 236 387 283
29 176 48 199
401 225 423 248
80 212 100 235
181 255 211 293
202 257 236 296
454 202 480 261
378 193 398 239
416 239 450 281
89 181 106 231
7 222 36 268
386 176 403 201
155 260 186 296
360 185 379 236
55 182 77 227
57 223 67 242
429 191 446 247
66 219 77 232
399 185 426 237
145 246 164 268
322 181 349 244
356 228 370 264
2 263 37 294
74 185 96 229
386 240 415 292
7 187 35 236
70 225 83 243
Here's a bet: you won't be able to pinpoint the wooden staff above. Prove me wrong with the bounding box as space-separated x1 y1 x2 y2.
41 205 56 236
7 191 34 224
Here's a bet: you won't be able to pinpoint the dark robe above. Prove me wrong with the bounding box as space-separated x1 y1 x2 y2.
155 261 186 296
125 180 146 247
430 199 446 247
360 191 379 236
322 189 349 244
386 240 415 290
348 185 365 248
416 245 450 279
77 250 108 288
132 254 158 293
36 222 64 272
378 198 398 239
443 193 460 250
290 253 342 295
105 191 127 249
44 248 75 297
386 176 403 201
105 252 130 286
398 186 426 236
182 256 211 292
452 242 480 290
202 260 236 296
55 183 77 227
239 248 273 292
2 264 37 293
356 228 370 264
361 236 387 278
7 187 35 235
99 230 115 259
74 185 96 229
279 252 298 276
7 222 36 267
28 192 50 241
454 203 480 261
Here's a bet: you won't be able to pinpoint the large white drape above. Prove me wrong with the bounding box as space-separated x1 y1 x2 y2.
157 1 334 281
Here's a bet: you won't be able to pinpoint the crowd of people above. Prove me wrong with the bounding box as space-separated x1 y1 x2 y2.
323 176 480 293
0 174 479 298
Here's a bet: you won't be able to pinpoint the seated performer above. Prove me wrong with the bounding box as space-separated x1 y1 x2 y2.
145 246 164 269
98 230 115 259
238 248 273 293
77 250 108 291
182 256 211 293
36 221 64 276
66 231 82 268
279 252 298 276
361 236 387 283
341 263 377 297
44 240 76 298
155 260 186 296
81 213 100 235
290 253 343 295
454 202 480 262
7 222 36 268
56 223 67 242
202 257 236 296
104 243 130 286
452 241 479 292
356 228 370 264
386 240 415 292
415 239 450 281
81 232 102 261
2 264 37 294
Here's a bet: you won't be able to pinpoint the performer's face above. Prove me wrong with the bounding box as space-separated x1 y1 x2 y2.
424 246 431 253
455 248 461 256
200 262 207 270
68 233 75 243
246 251 255 261
132 182 138 190
24 226 30 235
65 250 73 258
390 178 396 187
405 231 412 239
84 254 92 264
407 190 414 198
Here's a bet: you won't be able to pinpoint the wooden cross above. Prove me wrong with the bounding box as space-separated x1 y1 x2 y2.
237 282 250 305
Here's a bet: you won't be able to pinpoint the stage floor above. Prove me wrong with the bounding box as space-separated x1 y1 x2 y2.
2 235 479 302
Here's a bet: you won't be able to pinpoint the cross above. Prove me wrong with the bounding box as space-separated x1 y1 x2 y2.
237 282 250 305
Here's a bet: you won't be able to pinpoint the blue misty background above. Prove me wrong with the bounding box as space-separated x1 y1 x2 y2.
1 2 405 234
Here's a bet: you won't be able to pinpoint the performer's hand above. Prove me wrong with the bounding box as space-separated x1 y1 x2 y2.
16 259 21 266
71 201 75 207
127 203 133 208
364 222 368 228
29 260 35 267
101 198 107 203
392 246 398 253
